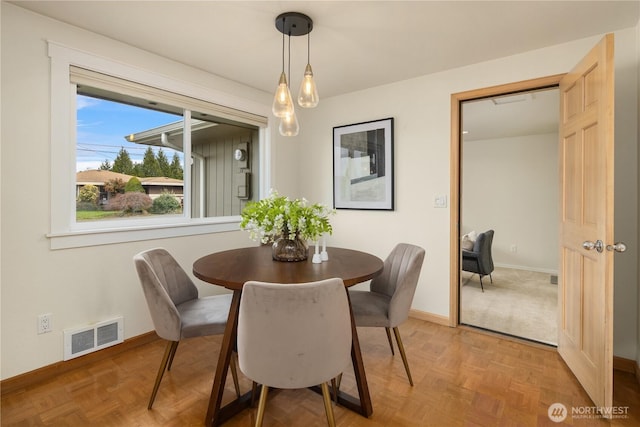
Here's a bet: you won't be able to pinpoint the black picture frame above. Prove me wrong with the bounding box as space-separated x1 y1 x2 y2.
333 118 394 210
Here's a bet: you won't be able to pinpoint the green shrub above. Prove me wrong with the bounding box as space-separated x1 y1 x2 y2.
124 176 145 193
151 192 182 214
77 184 99 205
106 192 152 214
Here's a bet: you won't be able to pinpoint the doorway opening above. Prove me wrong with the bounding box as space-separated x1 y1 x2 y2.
449 75 564 346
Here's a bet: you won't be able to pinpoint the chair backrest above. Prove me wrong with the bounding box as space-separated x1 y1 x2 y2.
474 230 494 274
237 278 352 389
133 248 198 341
370 243 425 327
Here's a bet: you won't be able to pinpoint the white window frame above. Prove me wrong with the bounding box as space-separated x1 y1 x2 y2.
47 41 271 249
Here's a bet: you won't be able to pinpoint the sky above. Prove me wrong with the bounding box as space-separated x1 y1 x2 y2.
76 95 183 171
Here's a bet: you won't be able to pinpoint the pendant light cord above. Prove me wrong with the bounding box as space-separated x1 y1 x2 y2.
307 23 311 64
287 30 291 88
281 18 285 73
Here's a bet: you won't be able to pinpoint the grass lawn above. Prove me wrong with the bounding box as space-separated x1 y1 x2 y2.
76 210 122 221
76 209 182 221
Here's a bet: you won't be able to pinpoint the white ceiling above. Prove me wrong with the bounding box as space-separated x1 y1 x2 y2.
462 88 560 141
10 1 638 141
11 1 639 99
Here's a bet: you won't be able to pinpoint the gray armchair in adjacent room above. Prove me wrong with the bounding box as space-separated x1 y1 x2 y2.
462 229 495 292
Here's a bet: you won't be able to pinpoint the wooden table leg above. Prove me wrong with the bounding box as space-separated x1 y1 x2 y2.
312 291 373 417
344 291 373 416
205 290 251 426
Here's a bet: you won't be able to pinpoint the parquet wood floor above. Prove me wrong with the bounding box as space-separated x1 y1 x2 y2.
2 318 639 426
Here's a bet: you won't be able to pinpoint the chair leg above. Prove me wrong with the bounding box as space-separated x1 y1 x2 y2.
321 382 337 427
489 273 493 283
254 384 269 427
166 340 179 371
475 259 485 292
148 340 178 409
392 327 414 386
384 327 395 355
229 352 241 398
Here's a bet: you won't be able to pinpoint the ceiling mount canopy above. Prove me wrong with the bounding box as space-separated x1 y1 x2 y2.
275 12 313 36
272 11 319 137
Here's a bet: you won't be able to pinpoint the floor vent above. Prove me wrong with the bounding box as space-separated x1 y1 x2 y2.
63 317 123 361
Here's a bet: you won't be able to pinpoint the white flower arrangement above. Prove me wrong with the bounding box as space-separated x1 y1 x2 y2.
240 190 334 244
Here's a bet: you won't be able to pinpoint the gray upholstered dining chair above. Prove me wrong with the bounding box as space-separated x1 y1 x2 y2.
237 278 352 427
133 248 240 409
348 243 425 386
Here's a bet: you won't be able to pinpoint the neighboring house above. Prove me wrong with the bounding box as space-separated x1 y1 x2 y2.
76 169 183 204
138 176 184 201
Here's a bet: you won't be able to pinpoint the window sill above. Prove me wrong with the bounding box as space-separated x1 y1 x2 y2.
47 217 241 250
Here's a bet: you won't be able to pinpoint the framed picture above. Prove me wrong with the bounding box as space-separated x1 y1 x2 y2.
333 118 394 210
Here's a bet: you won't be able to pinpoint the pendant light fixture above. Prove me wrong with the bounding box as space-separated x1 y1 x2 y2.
273 12 319 136
279 111 300 136
272 21 294 118
297 19 319 108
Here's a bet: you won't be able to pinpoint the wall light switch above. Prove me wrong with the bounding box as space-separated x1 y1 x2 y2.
434 195 447 208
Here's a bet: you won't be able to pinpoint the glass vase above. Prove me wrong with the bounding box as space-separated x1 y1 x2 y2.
272 234 308 262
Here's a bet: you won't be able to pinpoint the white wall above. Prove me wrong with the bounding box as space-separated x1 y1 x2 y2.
294 29 639 359
0 4 273 379
1 4 638 380
462 133 559 273
0 2 4 383
611 26 640 361
636 17 640 368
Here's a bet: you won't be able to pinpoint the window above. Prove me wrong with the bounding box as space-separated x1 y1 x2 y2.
76 91 185 221
48 42 269 249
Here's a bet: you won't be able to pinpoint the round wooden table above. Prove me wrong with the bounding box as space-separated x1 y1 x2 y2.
193 245 383 426
193 245 383 288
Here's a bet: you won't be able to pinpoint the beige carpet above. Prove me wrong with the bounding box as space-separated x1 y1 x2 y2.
460 267 558 345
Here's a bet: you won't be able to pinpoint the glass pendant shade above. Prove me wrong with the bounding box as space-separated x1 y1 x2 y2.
273 12 316 136
272 72 294 118
297 63 319 108
279 111 299 136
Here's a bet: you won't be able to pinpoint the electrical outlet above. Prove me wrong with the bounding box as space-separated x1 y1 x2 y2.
510 244 518 253
38 313 52 334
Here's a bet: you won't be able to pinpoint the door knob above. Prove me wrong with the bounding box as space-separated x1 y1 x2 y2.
606 242 627 253
582 240 604 253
